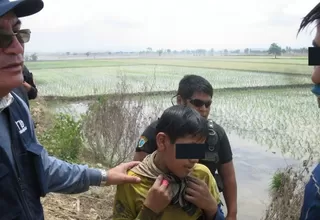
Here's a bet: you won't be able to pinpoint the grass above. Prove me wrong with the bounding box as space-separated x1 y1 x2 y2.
33 65 311 97
26 56 312 75
211 87 320 160
120 58 312 75
263 166 307 220
25 59 129 69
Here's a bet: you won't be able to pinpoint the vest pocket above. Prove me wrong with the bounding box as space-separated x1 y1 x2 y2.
26 142 47 196
0 164 23 220
16 142 46 219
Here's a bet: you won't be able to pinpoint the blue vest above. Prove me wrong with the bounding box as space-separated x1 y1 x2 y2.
0 93 47 220
312 163 320 183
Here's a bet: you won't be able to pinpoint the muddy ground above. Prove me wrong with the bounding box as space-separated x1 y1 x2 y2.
43 187 115 220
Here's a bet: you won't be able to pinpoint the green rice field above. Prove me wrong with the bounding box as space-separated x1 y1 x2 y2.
33 65 311 97
27 56 319 159
27 56 311 75
211 88 320 160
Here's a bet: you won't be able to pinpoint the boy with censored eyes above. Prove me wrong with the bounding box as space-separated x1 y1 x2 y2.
112 105 224 220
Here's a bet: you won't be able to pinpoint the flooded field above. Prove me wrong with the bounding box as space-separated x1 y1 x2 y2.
29 57 316 220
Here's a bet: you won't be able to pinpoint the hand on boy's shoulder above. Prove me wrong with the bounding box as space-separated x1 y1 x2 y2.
126 170 155 191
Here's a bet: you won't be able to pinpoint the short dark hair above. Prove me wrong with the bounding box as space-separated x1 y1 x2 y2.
298 3 320 34
176 75 213 100
156 105 208 144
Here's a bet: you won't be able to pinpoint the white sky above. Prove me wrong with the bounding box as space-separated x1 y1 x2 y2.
20 0 320 53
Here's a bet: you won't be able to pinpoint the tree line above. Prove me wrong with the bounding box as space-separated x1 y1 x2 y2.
28 43 307 60
80 44 308 57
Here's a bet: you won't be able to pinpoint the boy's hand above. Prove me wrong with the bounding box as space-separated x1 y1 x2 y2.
185 177 218 216
144 175 172 214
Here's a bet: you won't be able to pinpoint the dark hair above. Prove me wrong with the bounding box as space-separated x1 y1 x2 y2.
176 75 213 100
156 105 208 144
297 3 320 34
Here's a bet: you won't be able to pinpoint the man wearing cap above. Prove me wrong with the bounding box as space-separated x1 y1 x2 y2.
297 2 320 219
0 1 141 219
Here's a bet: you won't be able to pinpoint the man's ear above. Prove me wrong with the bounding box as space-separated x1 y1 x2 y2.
156 132 168 152
176 95 183 105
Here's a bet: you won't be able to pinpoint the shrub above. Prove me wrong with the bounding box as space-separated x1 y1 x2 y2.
38 112 84 163
262 159 313 220
82 74 161 167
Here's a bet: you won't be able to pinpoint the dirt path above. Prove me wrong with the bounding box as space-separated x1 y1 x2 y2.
43 187 116 220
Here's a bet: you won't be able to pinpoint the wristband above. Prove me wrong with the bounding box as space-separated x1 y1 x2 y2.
98 169 108 186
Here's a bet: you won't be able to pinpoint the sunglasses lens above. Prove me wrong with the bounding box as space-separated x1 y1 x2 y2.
192 99 204 107
17 30 31 43
0 29 30 48
190 99 212 108
0 35 12 48
205 101 212 108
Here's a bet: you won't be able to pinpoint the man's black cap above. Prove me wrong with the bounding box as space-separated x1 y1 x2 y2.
0 0 44 18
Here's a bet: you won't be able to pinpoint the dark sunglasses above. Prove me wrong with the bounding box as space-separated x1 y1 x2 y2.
0 29 31 48
189 99 212 108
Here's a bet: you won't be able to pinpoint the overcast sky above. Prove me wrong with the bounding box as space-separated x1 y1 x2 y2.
20 0 320 53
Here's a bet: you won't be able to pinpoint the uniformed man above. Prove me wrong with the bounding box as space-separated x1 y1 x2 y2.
133 74 237 220
22 65 38 99
13 65 37 107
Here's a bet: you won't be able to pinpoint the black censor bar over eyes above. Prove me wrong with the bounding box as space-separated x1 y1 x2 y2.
309 40 320 66
175 143 208 159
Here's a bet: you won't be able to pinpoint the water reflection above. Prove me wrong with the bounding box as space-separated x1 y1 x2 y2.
225 133 298 219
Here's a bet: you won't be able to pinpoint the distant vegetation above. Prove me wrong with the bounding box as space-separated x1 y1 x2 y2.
24 53 38 62
31 42 308 60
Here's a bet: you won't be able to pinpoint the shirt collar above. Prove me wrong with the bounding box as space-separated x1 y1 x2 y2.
0 93 14 113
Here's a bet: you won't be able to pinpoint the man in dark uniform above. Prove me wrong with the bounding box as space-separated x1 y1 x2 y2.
22 65 38 100
133 75 237 220
13 65 37 107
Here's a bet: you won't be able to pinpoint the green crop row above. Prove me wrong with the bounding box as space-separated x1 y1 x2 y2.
26 56 312 75
33 65 310 97
210 87 319 159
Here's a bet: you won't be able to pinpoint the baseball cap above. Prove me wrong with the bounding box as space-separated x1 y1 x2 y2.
0 0 44 18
